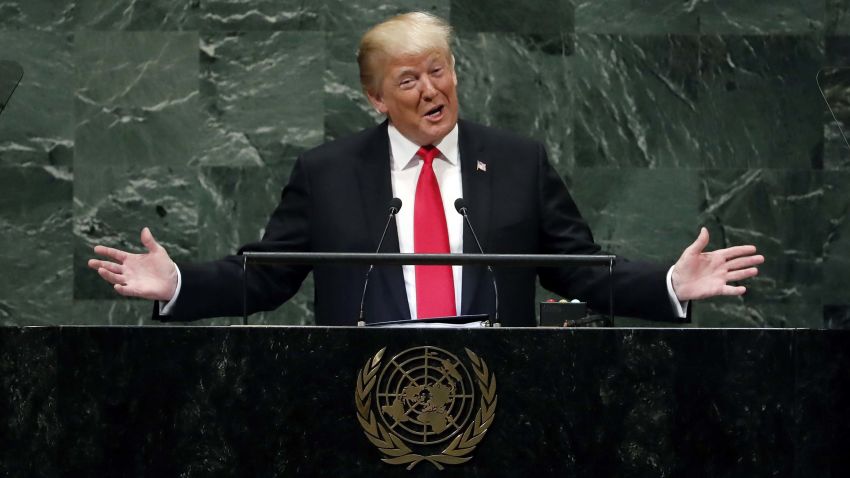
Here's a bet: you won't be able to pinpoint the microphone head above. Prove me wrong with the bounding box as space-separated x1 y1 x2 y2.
388 197 402 214
454 198 467 214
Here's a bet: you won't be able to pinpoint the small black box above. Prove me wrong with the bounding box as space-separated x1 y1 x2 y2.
539 301 588 327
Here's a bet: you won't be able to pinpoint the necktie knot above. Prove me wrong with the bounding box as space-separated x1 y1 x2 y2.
416 145 441 165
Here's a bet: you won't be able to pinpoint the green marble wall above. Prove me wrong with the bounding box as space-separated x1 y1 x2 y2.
1 0 848 327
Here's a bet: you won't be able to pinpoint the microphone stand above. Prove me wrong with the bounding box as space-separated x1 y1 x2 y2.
358 199 402 326
454 199 500 327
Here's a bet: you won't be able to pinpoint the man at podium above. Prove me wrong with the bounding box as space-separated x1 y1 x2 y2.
87 12 763 326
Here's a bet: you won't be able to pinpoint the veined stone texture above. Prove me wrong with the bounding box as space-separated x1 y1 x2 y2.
0 1 847 327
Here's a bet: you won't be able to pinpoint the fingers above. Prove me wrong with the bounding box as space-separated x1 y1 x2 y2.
97 266 126 286
717 245 758 261
685 227 710 255
113 283 136 297
88 259 123 275
103 277 145 298
725 254 764 271
721 284 747 296
93 245 129 263
726 267 759 282
140 227 160 254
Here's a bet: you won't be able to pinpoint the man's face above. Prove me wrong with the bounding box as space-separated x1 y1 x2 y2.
367 51 459 146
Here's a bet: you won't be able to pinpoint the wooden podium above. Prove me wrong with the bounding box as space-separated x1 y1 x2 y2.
1 326 848 477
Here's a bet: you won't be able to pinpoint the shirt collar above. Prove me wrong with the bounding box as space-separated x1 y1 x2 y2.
388 122 460 171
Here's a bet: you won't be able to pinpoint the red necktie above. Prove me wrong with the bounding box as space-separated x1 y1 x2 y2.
414 145 456 319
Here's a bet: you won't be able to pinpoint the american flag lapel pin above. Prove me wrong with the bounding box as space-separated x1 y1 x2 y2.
476 160 487 172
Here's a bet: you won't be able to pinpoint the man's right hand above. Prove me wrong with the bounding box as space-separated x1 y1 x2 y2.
88 227 178 301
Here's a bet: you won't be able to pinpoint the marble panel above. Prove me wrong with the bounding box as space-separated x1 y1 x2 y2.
73 165 200 300
823 172 850 305
822 116 850 170
822 120 848 170
0 165 72 326
70 299 157 326
196 166 314 325
0 31 73 168
74 31 198 108
319 0 450 32
698 35 823 169
823 304 850 328
693 169 825 327
455 32 573 168
74 98 199 170
450 0 573 34
700 0 824 35
822 36 850 170
694 299 822 328
827 0 850 34
0 327 59 477
73 31 199 170
196 31 324 167
201 0 322 30
0 0 73 30
572 34 701 168
568 168 700 261
323 31 384 142
71 0 201 30
574 0 699 35
195 167 291 259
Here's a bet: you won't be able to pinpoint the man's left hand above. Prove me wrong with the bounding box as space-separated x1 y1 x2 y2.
671 227 764 301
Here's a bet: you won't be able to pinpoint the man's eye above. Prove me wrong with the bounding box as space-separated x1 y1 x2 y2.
400 78 415 88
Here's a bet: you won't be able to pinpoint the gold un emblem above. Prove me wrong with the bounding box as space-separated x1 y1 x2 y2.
355 346 498 470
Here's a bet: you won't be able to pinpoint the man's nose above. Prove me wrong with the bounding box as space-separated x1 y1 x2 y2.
420 76 437 98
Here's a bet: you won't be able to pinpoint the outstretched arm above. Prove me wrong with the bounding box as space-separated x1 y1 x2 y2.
87 227 178 301
671 227 764 301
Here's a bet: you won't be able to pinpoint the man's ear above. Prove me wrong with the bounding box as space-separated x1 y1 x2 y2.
366 89 388 114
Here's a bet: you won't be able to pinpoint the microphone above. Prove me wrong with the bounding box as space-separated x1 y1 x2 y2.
358 198 402 325
454 198 500 326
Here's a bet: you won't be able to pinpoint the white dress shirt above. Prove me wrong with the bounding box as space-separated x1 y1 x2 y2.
387 123 464 319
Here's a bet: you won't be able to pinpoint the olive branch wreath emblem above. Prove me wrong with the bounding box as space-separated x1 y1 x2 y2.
354 347 498 470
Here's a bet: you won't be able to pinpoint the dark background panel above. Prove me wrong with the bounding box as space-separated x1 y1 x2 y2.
0 327 828 476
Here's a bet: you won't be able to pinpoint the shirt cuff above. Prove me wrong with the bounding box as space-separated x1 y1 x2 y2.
158 264 182 315
666 266 689 319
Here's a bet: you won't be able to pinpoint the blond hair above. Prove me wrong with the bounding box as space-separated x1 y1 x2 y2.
357 12 454 94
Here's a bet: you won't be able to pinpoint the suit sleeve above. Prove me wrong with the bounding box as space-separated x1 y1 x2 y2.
154 157 313 321
534 143 686 322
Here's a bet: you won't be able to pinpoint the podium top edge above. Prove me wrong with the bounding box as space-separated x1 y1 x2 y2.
239 252 617 267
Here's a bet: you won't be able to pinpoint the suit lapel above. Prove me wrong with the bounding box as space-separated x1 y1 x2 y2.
458 120 492 315
354 121 411 321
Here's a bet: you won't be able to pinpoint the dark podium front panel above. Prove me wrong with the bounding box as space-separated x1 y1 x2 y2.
2 326 848 477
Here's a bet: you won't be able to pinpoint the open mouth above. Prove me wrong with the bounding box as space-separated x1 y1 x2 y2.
424 105 444 118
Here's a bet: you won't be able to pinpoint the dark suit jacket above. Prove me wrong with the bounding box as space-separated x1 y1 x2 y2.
159 119 685 326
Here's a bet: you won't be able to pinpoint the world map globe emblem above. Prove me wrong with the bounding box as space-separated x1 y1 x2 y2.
375 346 476 445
